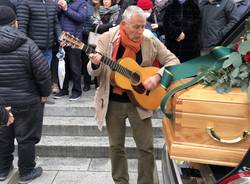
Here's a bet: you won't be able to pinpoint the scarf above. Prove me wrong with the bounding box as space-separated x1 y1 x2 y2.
119 24 142 60
111 24 142 95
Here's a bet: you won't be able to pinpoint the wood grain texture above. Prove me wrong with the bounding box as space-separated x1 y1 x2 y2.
162 84 250 167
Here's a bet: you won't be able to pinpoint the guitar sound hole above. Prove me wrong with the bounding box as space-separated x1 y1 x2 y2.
132 83 145 94
131 72 140 85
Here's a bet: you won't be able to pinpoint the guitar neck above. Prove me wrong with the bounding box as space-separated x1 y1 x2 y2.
82 45 132 78
60 31 132 79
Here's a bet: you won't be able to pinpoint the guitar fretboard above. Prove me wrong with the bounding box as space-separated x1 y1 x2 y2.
83 45 133 79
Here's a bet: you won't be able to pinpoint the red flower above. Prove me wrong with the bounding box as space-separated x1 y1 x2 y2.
233 44 239 52
243 51 250 62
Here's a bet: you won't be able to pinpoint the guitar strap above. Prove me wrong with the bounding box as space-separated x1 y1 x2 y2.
160 46 234 119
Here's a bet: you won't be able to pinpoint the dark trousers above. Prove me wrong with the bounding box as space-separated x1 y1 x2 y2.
82 34 91 86
63 47 82 95
51 44 59 84
106 101 155 184
0 103 44 176
82 50 91 85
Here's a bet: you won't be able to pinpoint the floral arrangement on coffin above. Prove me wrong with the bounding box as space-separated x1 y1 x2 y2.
200 40 250 101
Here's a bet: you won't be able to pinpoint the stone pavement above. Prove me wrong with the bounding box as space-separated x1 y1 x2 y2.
3 157 163 184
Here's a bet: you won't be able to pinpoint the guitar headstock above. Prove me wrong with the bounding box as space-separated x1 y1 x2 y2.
59 31 84 49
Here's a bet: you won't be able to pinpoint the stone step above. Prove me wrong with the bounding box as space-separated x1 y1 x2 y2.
42 116 164 138
44 90 164 119
34 136 164 159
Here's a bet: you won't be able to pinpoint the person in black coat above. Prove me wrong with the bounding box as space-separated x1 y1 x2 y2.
0 6 51 183
163 0 201 62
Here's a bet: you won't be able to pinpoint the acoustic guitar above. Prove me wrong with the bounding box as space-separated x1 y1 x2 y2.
59 31 167 110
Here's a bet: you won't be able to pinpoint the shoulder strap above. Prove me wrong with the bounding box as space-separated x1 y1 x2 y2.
160 47 233 119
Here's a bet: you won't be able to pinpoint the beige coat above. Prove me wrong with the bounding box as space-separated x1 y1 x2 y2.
87 26 180 130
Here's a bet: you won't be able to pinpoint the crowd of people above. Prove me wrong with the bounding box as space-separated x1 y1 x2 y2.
0 0 249 183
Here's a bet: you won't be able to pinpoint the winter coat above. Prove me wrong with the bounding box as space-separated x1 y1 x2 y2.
17 0 62 49
199 0 239 49
96 4 120 34
163 0 201 62
87 26 180 129
59 0 87 40
82 0 94 37
0 105 8 125
0 25 51 107
234 0 250 19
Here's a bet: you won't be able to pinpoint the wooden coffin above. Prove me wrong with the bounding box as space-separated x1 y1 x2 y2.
162 82 250 167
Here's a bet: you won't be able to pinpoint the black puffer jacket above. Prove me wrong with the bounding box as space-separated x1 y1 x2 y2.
0 26 51 107
0 105 8 125
17 0 61 49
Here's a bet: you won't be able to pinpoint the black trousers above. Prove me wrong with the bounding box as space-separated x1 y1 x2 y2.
62 47 82 95
82 34 91 86
0 103 44 176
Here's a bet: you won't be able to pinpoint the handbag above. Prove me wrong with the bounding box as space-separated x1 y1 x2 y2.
88 25 101 47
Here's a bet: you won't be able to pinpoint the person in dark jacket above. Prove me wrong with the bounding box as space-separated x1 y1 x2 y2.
163 0 201 62
0 6 51 183
81 0 95 92
55 0 87 100
17 0 62 66
199 0 239 55
95 0 120 33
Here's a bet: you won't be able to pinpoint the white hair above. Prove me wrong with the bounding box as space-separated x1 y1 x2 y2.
122 5 146 22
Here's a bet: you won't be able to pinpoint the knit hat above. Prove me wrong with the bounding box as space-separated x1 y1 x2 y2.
0 6 16 26
137 0 154 10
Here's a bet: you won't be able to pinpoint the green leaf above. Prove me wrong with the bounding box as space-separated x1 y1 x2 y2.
239 40 250 54
238 71 249 80
222 58 233 68
231 67 239 78
229 52 242 67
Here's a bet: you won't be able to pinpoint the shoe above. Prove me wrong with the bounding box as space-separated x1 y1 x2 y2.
69 93 81 101
0 165 13 181
51 83 59 94
54 91 69 99
83 84 90 92
19 167 43 184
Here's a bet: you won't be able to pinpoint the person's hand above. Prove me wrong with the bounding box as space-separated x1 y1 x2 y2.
58 0 67 11
60 41 66 48
143 74 161 91
5 107 14 126
151 23 158 30
88 53 102 66
41 97 48 103
177 32 185 42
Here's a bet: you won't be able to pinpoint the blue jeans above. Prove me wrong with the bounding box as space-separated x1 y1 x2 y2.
41 48 52 67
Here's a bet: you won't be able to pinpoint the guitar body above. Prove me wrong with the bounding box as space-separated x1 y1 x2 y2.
113 57 167 110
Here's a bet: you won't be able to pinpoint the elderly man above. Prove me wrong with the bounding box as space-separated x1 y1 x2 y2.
0 6 51 183
88 6 180 184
